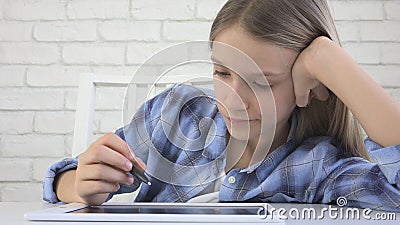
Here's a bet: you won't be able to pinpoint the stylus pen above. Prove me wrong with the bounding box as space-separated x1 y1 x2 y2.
130 162 152 186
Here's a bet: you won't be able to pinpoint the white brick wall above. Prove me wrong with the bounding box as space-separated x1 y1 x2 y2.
67 0 129 20
62 44 125 65
0 0 399 202
0 22 33 41
34 21 98 42
131 0 196 20
3 0 66 21
330 1 384 20
163 21 212 41
99 21 161 41
0 43 59 64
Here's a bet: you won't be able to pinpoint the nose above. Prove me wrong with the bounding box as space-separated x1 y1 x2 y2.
223 76 251 111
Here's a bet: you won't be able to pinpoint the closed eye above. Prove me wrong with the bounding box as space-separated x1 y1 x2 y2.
214 68 273 89
213 70 230 77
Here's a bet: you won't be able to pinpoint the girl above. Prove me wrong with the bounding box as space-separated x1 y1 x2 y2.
44 0 400 212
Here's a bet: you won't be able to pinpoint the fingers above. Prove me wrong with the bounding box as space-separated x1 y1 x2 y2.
292 69 314 107
97 133 136 161
81 133 149 172
95 133 148 171
293 77 311 107
75 133 147 205
313 84 330 101
294 80 329 107
77 132 148 184
295 89 311 107
80 144 133 172
76 148 135 202
78 163 134 186
291 37 330 108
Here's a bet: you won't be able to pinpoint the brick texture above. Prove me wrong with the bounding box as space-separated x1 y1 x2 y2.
34 21 97 42
0 0 399 202
3 0 66 21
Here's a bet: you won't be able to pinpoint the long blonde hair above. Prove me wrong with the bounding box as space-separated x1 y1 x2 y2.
210 0 370 160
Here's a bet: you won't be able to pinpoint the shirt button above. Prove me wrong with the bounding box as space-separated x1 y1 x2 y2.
228 176 236 184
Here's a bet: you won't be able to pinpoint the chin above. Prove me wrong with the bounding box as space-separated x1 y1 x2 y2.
227 127 259 141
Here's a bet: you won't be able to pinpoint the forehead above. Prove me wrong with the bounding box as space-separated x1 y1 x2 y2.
212 25 298 75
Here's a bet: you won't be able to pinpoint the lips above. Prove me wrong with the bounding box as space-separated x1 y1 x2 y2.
228 117 252 125
229 117 250 121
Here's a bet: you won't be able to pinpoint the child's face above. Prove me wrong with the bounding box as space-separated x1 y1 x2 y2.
212 25 298 144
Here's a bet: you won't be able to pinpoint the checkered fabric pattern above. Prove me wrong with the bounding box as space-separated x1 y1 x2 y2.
43 84 400 212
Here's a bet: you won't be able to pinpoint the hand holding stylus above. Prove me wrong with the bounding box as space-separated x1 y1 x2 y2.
75 133 148 205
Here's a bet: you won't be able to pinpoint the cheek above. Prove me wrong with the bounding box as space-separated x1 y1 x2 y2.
213 80 228 111
272 80 296 121
213 79 225 99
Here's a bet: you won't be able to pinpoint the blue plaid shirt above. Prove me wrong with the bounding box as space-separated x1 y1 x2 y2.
43 84 400 212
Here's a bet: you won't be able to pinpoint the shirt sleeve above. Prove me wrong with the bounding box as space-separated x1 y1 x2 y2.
364 137 400 186
42 158 78 203
321 138 400 212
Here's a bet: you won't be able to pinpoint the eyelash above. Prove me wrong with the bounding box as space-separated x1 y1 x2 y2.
213 69 230 77
213 70 272 89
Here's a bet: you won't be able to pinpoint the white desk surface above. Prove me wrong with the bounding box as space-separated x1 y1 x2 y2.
1 202 398 225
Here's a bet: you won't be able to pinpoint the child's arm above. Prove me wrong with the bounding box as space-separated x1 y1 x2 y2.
54 133 143 205
292 36 400 147
54 169 85 203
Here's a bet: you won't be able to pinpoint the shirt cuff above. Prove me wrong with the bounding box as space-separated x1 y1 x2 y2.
365 137 400 185
42 158 78 204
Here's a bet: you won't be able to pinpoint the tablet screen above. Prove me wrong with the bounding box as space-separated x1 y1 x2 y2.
70 205 262 215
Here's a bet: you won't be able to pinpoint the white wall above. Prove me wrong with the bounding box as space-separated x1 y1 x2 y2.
0 0 399 202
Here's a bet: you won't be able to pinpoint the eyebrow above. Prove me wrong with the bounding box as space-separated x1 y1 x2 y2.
210 56 285 77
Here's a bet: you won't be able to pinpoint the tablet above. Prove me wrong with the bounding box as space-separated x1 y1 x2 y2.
24 202 284 223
